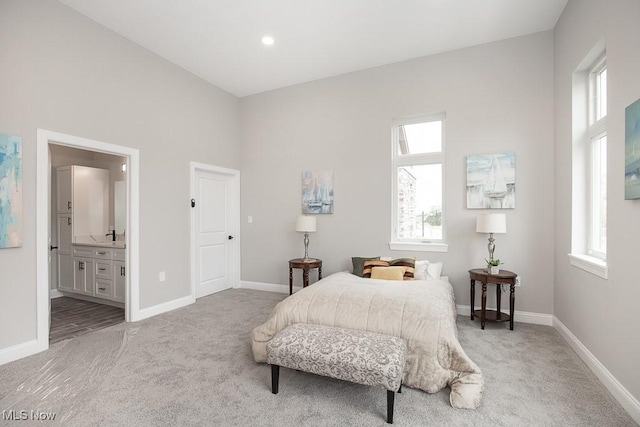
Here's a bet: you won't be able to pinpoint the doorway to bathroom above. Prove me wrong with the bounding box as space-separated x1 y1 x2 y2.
36 129 140 353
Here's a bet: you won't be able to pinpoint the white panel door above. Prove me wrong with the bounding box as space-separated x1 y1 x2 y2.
195 170 233 298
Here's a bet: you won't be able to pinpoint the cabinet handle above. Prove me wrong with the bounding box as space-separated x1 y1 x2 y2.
79 261 84 270
68 217 72 226
120 266 125 276
97 251 106 255
68 201 71 209
98 287 106 291
98 267 106 271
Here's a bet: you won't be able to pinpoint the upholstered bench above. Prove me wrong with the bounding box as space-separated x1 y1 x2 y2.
266 323 407 424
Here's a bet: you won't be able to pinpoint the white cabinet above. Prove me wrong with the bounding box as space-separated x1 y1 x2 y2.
57 215 74 290
64 245 126 303
113 249 126 303
56 165 110 295
57 167 73 214
73 256 95 295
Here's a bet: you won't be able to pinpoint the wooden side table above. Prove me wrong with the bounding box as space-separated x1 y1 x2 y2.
469 268 517 330
289 258 322 295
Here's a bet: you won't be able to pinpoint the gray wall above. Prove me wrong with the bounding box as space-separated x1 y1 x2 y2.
240 31 555 315
554 0 640 402
0 0 240 348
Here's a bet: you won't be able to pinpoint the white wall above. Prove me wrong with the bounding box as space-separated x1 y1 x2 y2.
0 0 240 349
554 0 640 405
240 31 555 315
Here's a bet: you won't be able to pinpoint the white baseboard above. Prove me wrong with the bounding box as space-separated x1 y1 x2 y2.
240 280 302 294
0 339 43 366
50 289 64 299
456 305 553 326
553 317 640 425
133 295 195 322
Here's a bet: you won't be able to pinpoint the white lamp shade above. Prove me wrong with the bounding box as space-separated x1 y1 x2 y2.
476 213 506 234
295 215 316 233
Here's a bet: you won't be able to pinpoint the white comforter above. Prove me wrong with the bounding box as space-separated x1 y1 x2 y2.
251 272 483 409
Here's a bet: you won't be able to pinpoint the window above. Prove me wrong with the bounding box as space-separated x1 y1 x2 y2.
570 51 607 278
588 59 607 260
390 114 447 252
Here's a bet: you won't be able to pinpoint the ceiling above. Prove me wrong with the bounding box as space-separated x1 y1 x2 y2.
58 0 568 97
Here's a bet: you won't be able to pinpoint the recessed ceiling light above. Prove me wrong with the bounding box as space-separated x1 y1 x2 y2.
261 36 274 46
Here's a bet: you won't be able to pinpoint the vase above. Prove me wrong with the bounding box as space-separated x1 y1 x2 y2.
489 266 500 275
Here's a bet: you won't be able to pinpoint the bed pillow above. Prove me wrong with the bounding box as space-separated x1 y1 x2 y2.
414 260 443 280
362 260 389 278
370 266 406 281
351 257 380 277
363 258 415 279
428 261 443 279
389 257 416 279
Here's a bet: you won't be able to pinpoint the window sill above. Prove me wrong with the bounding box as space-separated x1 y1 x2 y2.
568 253 608 279
389 242 448 253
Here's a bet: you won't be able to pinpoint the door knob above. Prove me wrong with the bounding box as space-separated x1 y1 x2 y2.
50 245 58 251
228 235 234 240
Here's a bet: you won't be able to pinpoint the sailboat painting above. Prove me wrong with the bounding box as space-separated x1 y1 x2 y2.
302 169 334 214
625 98 640 200
466 152 515 209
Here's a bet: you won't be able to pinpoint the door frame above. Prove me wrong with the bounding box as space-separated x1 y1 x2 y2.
189 162 241 299
36 129 141 354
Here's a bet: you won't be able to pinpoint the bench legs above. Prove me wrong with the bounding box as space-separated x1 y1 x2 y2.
271 364 398 424
271 364 279 394
387 390 395 424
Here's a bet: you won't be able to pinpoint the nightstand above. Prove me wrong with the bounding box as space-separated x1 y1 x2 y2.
289 258 322 295
469 268 518 330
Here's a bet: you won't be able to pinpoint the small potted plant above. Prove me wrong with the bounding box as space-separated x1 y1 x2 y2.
486 258 502 275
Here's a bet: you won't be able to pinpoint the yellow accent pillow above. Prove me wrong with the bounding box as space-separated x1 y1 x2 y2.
370 266 406 281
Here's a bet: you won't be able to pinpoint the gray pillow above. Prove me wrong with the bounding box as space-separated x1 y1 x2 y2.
351 256 380 277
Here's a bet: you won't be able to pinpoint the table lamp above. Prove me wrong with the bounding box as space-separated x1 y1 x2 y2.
295 215 316 261
476 213 506 261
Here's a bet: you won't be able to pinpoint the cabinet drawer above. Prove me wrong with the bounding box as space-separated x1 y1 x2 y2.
95 279 113 299
73 245 114 259
73 246 94 258
92 248 114 260
95 261 112 279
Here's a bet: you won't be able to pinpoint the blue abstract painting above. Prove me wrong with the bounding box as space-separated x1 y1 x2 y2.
0 134 22 248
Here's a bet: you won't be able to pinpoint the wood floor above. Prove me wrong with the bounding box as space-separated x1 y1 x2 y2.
49 297 124 344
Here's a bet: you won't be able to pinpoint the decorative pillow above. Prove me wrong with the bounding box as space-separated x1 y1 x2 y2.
362 260 389 278
370 266 406 281
363 258 415 280
352 257 380 277
389 257 415 279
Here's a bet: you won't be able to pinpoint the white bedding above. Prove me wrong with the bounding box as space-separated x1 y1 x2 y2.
251 271 483 409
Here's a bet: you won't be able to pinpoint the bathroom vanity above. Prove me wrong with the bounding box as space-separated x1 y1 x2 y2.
56 165 126 306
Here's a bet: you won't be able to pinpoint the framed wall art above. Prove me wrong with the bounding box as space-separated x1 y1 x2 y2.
466 152 515 209
625 98 640 200
302 169 333 214
0 133 23 248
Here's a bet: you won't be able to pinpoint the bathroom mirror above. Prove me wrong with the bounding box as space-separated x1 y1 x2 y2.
114 180 126 234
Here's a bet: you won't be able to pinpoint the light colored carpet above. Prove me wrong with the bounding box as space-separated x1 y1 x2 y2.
0 289 635 426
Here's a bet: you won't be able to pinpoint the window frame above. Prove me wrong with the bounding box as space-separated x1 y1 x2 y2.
390 113 448 253
569 51 607 278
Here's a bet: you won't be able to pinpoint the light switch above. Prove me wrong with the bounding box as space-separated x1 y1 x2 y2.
159 272 166 282
248 216 253 224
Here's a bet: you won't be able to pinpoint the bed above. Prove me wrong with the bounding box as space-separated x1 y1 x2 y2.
251 271 483 409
